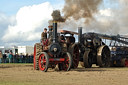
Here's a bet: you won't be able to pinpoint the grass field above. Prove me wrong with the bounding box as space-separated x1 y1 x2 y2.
0 63 128 85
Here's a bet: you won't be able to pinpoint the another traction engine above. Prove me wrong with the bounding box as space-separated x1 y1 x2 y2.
78 27 111 68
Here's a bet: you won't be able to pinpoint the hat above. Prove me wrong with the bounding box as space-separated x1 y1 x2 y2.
44 28 47 30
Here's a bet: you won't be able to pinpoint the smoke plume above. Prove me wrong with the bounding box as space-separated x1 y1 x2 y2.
63 0 102 23
61 0 128 35
50 0 128 36
50 0 102 24
51 10 65 22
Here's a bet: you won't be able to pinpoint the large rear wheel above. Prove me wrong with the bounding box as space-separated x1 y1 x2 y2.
33 43 42 70
38 52 49 72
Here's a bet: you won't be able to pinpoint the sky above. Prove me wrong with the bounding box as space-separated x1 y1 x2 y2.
0 0 64 15
0 0 127 46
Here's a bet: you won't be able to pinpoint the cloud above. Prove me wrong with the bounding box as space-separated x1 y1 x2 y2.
115 0 128 34
2 2 53 43
99 8 112 17
94 0 128 35
0 12 16 45
0 13 16 32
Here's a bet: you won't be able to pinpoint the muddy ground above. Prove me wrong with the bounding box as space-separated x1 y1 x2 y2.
0 64 128 85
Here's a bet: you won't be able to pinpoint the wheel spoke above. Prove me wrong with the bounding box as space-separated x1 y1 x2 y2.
66 64 69 68
66 59 69 61
43 59 46 62
43 56 45 60
73 60 77 67
38 53 49 72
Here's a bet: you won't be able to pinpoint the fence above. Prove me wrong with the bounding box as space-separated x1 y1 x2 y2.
1 56 33 63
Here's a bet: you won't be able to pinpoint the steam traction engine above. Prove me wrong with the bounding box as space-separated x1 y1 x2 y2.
110 46 128 67
98 34 128 67
33 22 79 72
78 28 111 68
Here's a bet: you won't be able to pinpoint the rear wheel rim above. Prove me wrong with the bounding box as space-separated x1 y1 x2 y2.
39 54 47 71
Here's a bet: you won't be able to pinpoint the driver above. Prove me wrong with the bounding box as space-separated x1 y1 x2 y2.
41 28 47 40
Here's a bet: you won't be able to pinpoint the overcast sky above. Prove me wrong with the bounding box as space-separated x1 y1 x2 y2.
0 0 127 46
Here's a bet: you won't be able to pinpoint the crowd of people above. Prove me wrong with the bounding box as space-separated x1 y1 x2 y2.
0 52 33 63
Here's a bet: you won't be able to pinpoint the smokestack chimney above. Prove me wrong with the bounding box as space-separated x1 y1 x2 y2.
53 21 57 43
78 27 82 44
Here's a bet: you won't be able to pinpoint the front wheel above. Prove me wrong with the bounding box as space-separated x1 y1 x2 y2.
83 50 92 68
38 52 49 72
58 52 72 71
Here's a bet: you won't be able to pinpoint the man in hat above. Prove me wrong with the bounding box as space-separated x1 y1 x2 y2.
41 28 48 46
41 28 47 40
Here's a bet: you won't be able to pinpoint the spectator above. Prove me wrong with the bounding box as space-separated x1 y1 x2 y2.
30 54 33 63
19 53 24 63
8 52 13 63
26 54 29 63
0 52 2 63
3 53 7 63
15 53 19 63
23 55 25 63
28 55 31 63
12 53 14 63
